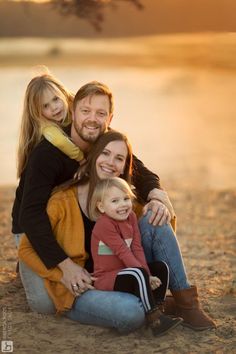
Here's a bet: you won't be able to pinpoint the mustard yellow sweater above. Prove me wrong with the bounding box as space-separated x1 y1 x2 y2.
18 186 88 312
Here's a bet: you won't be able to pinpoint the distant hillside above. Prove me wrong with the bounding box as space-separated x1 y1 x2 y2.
0 0 236 38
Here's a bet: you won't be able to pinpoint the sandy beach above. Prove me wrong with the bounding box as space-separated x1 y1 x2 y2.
0 32 235 353
0 183 235 354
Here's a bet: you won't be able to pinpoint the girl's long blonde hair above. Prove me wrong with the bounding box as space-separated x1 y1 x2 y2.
17 73 74 178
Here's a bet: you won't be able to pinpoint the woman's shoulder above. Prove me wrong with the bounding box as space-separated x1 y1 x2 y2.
48 186 77 205
47 186 78 218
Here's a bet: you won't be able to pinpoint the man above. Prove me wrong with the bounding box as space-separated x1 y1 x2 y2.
12 81 172 294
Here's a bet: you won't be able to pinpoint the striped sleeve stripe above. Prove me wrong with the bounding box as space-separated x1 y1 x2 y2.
117 267 151 312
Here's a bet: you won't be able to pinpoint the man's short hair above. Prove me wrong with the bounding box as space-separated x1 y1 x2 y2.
73 81 114 114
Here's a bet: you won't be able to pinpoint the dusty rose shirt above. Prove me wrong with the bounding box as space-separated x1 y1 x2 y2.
91 211 150 290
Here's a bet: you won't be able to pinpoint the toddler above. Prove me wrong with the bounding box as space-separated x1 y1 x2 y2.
90 177 182 336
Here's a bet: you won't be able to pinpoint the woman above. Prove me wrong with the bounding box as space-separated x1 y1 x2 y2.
18 130 215 333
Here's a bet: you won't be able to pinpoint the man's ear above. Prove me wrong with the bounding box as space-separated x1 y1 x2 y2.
97 201 105 213
108 113 113 126
72 110 75 121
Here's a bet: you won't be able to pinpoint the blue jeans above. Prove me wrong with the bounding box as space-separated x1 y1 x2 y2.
67 291 144 333
14 235 145 333
14 234 56 314
139 212 190 291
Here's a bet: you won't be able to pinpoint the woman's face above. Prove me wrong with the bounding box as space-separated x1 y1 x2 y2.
96 140 128 179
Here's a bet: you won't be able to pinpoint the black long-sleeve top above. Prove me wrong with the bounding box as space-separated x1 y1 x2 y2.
12 138 161 269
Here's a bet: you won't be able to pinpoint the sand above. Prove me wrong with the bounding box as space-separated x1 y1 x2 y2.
0 31 235 352
0 184 235 354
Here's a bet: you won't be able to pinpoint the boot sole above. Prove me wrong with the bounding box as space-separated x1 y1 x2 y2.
153 318 183 337
182 322 216 331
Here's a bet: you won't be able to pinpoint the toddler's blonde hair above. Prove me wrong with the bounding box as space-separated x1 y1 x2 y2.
89 177 135 221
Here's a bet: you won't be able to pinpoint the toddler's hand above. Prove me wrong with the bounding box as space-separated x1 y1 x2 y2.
149 276 162 290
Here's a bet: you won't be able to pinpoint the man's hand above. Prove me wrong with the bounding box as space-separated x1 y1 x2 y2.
142 200 171 226
58 258 96 295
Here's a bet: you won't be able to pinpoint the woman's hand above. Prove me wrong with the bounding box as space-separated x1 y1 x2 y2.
142 200 171 226
58 258 96 295
149 275 162 290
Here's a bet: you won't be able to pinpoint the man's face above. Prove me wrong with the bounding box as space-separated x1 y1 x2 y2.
72 94 113 145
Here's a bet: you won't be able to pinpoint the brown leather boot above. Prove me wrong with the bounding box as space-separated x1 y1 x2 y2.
171 286 216 331
159 295 177 316
146 307 183 337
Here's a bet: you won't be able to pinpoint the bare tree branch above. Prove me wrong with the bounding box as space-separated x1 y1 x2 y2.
51 0 144 31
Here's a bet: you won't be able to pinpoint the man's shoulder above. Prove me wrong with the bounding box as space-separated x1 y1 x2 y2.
29 139 68 166
32 139 62 156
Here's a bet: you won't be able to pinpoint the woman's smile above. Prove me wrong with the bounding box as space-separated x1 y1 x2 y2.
96 140 128 180
98 164 116 177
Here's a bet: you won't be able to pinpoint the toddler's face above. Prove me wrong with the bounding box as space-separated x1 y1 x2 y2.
97 186 132 221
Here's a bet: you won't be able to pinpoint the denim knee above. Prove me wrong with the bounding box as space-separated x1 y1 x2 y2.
140 213 173 233
67 290 145 334
19 261 56 314
139 211 152 228
118 296 145 334
28 297 56 315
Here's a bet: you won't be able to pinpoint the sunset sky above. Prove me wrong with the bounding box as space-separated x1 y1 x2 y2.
1 0 235 38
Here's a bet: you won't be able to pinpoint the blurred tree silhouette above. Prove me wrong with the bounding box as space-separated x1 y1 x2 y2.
52 0 144 31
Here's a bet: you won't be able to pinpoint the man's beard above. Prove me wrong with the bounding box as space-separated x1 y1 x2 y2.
75 124 104 143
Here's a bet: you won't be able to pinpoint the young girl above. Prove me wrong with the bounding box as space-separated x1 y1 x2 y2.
17 72 84 179
91 177 182 336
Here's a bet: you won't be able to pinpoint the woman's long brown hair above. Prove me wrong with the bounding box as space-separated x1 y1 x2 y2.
55 130 133 217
